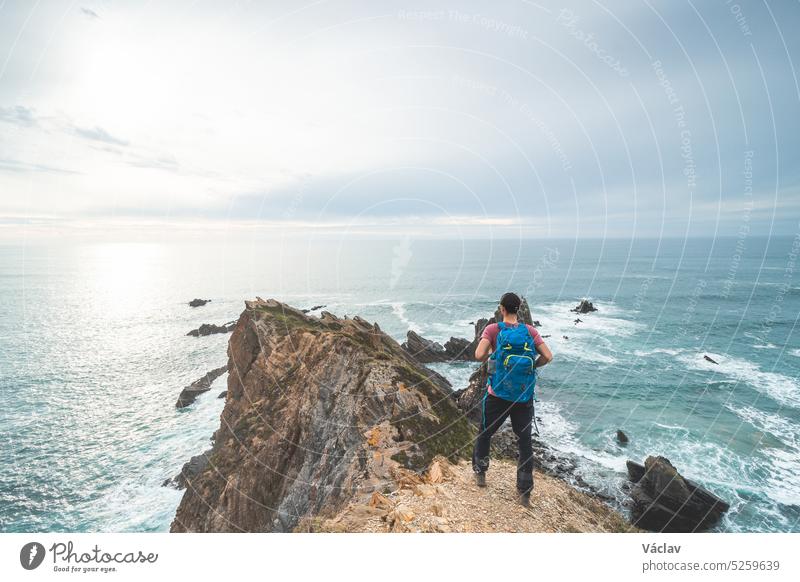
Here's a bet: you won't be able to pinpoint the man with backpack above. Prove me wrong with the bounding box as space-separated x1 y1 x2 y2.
472 292 553 507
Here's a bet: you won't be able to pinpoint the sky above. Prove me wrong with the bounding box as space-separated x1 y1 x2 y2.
0 0 799 240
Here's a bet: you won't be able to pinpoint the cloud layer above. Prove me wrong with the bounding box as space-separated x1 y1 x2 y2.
0 1 798 239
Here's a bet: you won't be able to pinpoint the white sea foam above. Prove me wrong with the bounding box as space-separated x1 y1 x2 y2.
679 353 800 409
530 301 647 366
425 361 479 391
535 301 645 338
724 405 800 507
652 422 690 432
628 433 749 498
535 400 628 473
790 349 800 358
633 348 681 357
550 341 619 365
389 301 420 333
764 448 800 507
426 321 475 344
725 404 798 448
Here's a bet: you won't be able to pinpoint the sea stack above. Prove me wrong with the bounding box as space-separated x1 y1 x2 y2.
626 456 730 532
170 298 474 532
571 299 598 314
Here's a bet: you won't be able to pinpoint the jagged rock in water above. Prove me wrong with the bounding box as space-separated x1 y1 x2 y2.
626 460 646 483
175 365 228 408
186 322 236 337
217 391 227 399
302 304 326 314
571 299 598 314
188 298 211 308
401 331 474 363
626 456 729 532
170 298 474 533
443 337 474 361
616 429 629 444
163 449 212 489
401 331 446 362
704 354 719 365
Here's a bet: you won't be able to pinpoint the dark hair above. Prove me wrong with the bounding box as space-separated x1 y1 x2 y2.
500 292 521 314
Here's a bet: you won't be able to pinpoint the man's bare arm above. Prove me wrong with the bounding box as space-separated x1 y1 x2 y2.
475 338 493 362
535 342 553 368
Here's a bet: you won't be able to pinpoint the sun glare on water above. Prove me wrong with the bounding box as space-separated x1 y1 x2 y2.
77 243 164 318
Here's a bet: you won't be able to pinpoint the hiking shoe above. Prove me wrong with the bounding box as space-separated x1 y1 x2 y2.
518 492 531 508
474 472 487 488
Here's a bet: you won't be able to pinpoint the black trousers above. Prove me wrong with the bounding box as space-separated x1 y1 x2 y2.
472 393 534 494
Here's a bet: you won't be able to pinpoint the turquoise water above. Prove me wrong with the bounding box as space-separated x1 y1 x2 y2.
1 236 799 532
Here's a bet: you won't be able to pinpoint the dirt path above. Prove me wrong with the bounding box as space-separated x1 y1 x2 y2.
310 457 636 533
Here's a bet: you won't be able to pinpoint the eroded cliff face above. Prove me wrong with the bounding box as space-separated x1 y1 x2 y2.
170 298 474 532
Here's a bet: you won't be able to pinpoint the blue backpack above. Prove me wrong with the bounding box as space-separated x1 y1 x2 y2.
488 322 537 403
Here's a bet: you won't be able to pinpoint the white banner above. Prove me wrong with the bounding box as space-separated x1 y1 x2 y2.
0 533 797 581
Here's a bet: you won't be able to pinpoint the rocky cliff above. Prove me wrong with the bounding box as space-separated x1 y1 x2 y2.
170 297 637 533
170 298 474 532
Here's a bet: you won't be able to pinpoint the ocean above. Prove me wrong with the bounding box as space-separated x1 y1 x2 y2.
1 235 798 532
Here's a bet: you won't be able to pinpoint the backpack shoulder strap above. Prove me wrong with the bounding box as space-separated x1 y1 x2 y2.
520 324 535 352
521 323 534 340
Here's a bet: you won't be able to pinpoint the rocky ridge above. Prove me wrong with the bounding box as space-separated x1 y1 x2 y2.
171 299 474 532
169 297 631 533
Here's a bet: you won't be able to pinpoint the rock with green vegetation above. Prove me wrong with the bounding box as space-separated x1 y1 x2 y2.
171 298 475 532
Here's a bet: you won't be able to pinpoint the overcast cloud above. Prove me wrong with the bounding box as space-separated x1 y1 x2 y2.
0 0 798 239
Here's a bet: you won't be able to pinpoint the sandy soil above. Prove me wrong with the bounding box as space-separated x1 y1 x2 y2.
307 456 636 533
